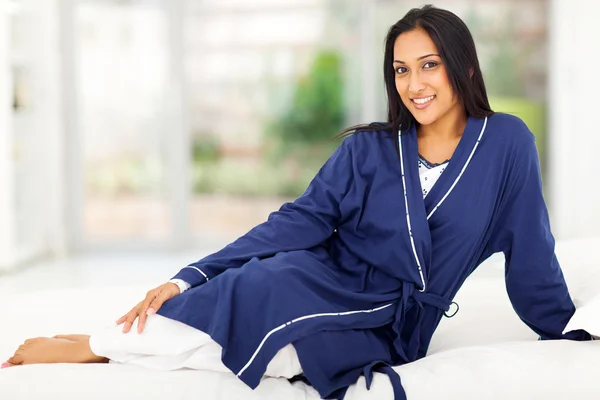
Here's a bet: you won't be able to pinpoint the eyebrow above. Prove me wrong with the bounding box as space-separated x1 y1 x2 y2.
393 53 440 64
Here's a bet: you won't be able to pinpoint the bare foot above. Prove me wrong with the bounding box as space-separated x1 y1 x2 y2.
52 334 91 342
8 337 107 366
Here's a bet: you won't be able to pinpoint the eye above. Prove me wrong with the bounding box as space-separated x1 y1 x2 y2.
423 61 438 69
395 66 408 74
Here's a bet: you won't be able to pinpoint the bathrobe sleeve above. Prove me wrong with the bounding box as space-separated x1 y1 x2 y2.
170 138 356 287
488 131 591 341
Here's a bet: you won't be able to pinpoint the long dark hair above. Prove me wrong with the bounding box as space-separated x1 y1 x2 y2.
339 5 493 138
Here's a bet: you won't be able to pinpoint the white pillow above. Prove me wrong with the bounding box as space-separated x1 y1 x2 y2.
555 237 600 307
345 340 600 400
563 292 600 338
396 340 600 400
429 238 600 352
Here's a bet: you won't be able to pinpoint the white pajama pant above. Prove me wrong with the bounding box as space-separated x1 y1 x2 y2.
89 314 303 379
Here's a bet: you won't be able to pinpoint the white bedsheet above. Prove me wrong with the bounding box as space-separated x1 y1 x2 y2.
0 286 321 400
2 238 600 399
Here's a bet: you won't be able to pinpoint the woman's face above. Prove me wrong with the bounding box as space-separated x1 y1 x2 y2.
393 28 462 127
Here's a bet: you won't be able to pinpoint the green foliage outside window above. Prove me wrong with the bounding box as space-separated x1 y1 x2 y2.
191 49 346 198
270 50 345 146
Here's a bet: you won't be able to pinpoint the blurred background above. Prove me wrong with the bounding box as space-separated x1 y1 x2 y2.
0 0 598 291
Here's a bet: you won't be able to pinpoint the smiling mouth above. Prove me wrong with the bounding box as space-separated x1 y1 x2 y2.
411 95 436 105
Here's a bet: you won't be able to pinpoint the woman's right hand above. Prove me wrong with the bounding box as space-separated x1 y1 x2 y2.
116 282 181 334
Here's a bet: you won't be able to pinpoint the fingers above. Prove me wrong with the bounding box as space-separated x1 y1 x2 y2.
119 300 144 333
147 283 179 315
147 292 169 317
118 283 179 334
116 302 140 326
122 310 138 334
137 291 158 334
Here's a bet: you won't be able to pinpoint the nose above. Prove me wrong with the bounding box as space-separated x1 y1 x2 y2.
407 71 426 94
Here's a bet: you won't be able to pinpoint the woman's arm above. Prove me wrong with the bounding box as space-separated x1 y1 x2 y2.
171 137 357 288
488 130 591 341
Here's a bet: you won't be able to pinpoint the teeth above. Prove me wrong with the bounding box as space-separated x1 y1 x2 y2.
413 96 435 105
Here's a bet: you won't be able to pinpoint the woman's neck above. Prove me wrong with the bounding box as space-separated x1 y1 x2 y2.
417 107 468 140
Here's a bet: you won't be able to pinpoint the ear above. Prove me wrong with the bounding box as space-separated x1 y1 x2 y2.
469 67 474 79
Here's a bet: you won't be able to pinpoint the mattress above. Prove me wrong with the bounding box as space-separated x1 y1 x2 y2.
2 238 600 399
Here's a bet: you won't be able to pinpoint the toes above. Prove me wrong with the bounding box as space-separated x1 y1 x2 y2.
7 355 23 365
1 360 18 368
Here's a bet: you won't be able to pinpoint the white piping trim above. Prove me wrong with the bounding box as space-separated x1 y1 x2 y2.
426 117 488 221
398 131 427 292
235 303 394 378
183 265 210 282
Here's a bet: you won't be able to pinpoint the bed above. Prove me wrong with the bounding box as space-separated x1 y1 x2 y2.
2 238 600 399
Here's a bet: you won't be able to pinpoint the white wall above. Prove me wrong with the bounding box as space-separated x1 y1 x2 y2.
548 0 600 240
0 6 16 270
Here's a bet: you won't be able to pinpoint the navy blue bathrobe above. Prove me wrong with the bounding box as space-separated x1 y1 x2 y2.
158 113 590 399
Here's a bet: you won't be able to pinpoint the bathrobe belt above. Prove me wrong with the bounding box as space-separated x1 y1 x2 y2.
362 281 457 400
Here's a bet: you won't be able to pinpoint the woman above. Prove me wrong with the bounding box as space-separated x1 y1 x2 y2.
4 5 591 400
